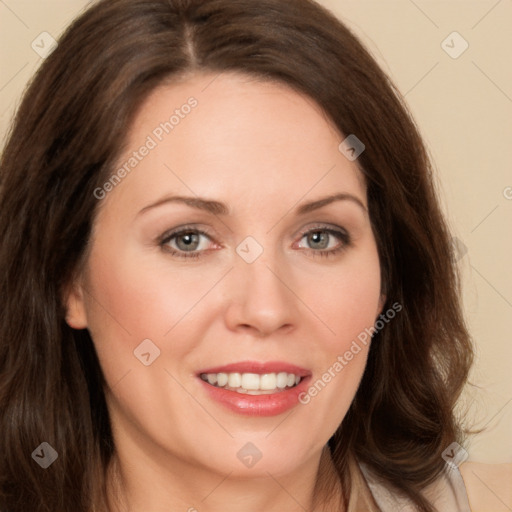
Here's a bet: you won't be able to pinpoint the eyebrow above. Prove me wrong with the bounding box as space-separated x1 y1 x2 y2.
296 193 367 214
138 195 229 216
137 192 366 217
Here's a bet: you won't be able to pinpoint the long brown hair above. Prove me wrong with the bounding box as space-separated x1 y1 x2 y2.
0 1 473 511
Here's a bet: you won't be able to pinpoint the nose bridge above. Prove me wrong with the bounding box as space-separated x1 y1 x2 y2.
226 246 297 335
244 258 284 299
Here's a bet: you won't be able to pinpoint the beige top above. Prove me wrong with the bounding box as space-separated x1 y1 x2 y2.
346 456 471 512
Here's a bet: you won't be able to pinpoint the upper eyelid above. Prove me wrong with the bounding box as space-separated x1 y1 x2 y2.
159 223 348 240
295 223 349 238
159 225 215 243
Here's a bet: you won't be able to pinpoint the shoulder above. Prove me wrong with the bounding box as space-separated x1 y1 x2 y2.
459 461 512 512
359 461 472 512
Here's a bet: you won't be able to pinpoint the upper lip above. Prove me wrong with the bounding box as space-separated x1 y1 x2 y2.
197 361 311 377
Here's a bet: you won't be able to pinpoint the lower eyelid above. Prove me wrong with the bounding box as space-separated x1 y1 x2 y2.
164 248 202 258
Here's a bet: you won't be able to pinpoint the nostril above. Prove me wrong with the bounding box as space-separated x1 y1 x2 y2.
237 322 294 337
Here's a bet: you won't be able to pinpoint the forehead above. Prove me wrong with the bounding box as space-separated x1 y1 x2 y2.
107 72 366 212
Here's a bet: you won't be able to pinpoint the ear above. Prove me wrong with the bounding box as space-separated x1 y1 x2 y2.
63 280 88 330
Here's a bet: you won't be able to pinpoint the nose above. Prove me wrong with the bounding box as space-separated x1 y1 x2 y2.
224 256 299 337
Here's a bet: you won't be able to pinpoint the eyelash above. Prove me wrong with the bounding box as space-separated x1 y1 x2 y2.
159 225 351 259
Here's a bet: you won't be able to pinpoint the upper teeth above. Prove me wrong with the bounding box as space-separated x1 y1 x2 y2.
201 372 301 392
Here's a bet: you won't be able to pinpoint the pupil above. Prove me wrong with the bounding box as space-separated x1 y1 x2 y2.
309 231 328 249
177 232 199 250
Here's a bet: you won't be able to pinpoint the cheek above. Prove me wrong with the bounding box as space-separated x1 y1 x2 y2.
82 240 231 380
86 244 217 334
294 252 382 432
299 249 382 351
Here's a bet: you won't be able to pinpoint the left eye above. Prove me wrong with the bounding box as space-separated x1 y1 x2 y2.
163 230 211 252
297 229 345 251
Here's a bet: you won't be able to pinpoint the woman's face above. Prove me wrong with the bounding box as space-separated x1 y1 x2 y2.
67 72 384 480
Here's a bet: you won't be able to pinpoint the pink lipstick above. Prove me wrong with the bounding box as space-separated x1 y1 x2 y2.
197 361 311 416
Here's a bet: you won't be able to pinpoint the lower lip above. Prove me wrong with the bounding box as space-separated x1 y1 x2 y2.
199 377 311 417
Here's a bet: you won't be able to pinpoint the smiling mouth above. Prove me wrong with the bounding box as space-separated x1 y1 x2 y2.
200 372 303 395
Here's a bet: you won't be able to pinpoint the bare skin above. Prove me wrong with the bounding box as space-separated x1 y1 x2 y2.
66 72 384 512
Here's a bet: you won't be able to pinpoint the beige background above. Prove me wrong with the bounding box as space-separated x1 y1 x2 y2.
1 0 511 473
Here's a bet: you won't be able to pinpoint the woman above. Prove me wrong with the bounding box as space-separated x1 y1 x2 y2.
0 0 474 510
